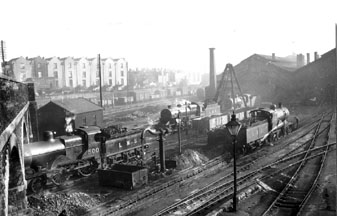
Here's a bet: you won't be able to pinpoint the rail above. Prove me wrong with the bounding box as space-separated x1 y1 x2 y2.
261 113 332 216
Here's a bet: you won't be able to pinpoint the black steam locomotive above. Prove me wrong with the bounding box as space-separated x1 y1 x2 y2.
24 125 147 192
208 104 299 156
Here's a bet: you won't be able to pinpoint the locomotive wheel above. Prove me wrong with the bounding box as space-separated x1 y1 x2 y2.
29 175 47 193
50 171 69 186
78 159 97 177
50 155 71 186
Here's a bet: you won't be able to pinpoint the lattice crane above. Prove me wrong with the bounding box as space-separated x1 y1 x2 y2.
213 63 247 112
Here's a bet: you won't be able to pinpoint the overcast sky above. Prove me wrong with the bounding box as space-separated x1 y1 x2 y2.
1 0 336 75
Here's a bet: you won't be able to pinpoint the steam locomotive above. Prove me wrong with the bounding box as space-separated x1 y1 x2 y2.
24 125 147 192
208 103 299 155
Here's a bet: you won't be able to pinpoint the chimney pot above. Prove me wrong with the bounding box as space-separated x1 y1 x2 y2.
272 53 275 60
306 53 310 64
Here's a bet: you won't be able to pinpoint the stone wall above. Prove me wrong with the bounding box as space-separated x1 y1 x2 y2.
0 77 38 216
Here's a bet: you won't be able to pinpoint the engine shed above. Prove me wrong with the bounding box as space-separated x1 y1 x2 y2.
38 98 103 140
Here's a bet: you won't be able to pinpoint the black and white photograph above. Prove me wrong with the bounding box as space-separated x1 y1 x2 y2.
1 0 337 215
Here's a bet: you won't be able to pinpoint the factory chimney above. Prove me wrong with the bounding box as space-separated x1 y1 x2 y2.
209 48 216 98
306 53 310 64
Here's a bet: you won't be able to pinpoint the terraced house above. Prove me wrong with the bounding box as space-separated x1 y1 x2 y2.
8 56 128 90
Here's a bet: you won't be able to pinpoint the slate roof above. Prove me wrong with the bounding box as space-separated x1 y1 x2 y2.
49 98 103 114
258 54 298 71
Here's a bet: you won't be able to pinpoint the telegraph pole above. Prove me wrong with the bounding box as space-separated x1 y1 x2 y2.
1 40 7 76
98 54 103 107
335 23 337 216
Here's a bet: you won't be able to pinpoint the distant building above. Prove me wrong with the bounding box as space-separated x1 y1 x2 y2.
8 57 32 81
114 58 128 87
29 56 48 79
38 98 103 138
102 58 117 86
216 53 299 102
75 57 91 88
46 57 63 88
8 56 129 89
61 57 77 88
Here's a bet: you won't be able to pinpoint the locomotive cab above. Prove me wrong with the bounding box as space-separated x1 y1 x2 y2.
75 126 102 159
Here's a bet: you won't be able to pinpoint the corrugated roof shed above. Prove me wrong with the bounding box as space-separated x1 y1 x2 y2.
50 98 103 114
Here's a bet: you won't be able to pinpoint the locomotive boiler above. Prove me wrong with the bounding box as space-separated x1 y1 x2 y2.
24 125 146 192
208 103 298 156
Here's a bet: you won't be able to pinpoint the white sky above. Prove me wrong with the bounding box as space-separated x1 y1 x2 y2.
1 0 337 75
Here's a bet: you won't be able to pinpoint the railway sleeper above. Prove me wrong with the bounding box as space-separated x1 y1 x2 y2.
285 190 307 195
279 195 304 203
275 201 301 208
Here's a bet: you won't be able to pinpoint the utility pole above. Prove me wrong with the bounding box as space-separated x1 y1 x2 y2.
335 23 337 216
98 54 103 107
1 40 7 76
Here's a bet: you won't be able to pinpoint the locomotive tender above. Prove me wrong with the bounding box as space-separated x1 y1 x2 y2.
24 125 146 192
208 103 299 155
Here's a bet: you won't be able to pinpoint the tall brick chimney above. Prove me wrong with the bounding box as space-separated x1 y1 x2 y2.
306 53 310 64
209 48 216 98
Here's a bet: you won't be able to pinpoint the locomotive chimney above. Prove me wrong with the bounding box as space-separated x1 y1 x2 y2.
209 48 216 99
278 102 282 108
306 53 310 64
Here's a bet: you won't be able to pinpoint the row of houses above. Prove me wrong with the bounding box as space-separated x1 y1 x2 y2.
7 56 128 90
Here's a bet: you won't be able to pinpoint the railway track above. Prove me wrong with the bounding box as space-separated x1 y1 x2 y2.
83 112 324 216
152 112 332 216
29 110 328 215
261 112 333 216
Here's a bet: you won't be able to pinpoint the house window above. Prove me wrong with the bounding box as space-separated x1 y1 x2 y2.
96 71 99 77
37 63 41 68
54 71 58 78
121 64 123 69
83 117 87 125
82 63 86 69
38 72 42 78
69 79 73 87
109 79 112 85
82 80 86 87
54 63 57 69
68 63 72 68
109 71 112 77
109 63 112 69
82 71 86 78
20 63 25 69
55 80 59 87
121 70 124 76
69 72 72 78
121 79 124 85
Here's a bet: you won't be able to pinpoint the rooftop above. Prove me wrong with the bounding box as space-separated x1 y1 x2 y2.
48 98 103 114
